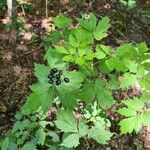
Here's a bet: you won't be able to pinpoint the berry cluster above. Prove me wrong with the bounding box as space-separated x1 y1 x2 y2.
48 68 69 86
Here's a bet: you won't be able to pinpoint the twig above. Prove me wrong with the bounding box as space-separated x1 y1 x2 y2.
46 0 48 18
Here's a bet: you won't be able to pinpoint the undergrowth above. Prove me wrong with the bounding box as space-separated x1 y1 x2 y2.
0 13 150 150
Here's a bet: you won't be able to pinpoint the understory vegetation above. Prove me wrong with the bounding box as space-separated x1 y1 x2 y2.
0 0 150 150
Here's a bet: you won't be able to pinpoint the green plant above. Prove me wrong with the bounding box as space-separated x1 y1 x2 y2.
0 0 7 18
119 0 137 8
1 13 150 149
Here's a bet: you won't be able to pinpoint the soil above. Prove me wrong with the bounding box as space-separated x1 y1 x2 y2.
0 0 150 149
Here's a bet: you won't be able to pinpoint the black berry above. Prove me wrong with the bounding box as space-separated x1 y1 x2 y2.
55 74 61 79
50 68 58 74
64 77 69 83
48 74 53 79
48 80 53 84
56 80 61 85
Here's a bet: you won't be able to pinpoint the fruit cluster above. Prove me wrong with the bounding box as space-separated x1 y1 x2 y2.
48 68 69 86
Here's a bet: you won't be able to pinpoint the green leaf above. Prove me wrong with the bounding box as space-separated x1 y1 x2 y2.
47 131 60 142
21 143 37 150
93 16 110 40
79 83 96 104
53 15 72 29
123 98 145 111
55 110 78 133
119 117 136 134
34 63 49 83
96 87 114 108
78 121 89 137
97 44 112 55
49 31 62 43
22 85 54 114
140 73 150 89
45 48 62 67
36 128 46 145
118 97 149 134
61 134 80 148
108 74 120 89
2 138 9 150
88 126 113 144
96 44 107 59
55 45 69 54
117 108 136 117
105 57 128 72
57 71 84 109
116 44 134 57
63 55 75 62
69 29 93 47
126 60 138 73
137 42 149 54
77 13 97 31
120 73 138 88
95 79 114 108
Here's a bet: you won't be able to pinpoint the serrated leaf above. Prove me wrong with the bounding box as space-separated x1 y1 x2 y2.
119 117 136 134
108 74 120 89
61 134 80 148
55 110 78 133
69 29 93 47
140 73 150 89
119 115 143 134
116 44 134 57
77 13 97 31
49 31 62 43
34 64 49 83
55 45 69 54
105 57 128 72
96 88 114 108
123 98 145 111
97 44 112 55
21 143 37 150
126 60 138 73
45 48 62 67
120 73 137 88
36 128 46 145
88 126 113 144
62 55 74 62
137 42 149 54
22 85 54 115
96 44 106 59
57 71 84 109
143 111 150 126
47 131 60 142
84 53 96 60
53 15 72 29
95 79 114 108
79 83 96 104
78 121 89 137
93 16 110 40
117 108 136 117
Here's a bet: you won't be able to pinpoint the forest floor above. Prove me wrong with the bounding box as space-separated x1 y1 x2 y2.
0 0 150 149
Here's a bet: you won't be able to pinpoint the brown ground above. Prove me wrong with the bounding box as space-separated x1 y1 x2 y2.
0 0 150 149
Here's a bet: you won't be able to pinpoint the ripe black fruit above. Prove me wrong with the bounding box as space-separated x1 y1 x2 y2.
56 80 61 85
48 80 53 84
50 68 58 74
64 77 69 83
48 74 53 79
55 74 61 79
